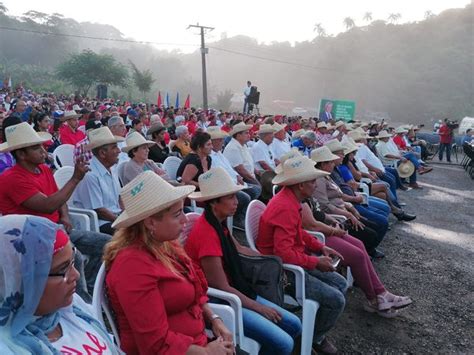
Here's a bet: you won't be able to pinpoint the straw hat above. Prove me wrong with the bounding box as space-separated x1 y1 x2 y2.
335 121 346 129
311 146 340 163
85 126 125 150
275 149 303 174
272 122 287 133
397 161 415 178
229 122 252 136
394 127 409 134
121 131 156 153
112 171 195 229
292 129 306 139
343 142 359 155
317 122 328 129
147 123 166 137
60 110 82 121
347 130 367 141
257 124 275 135
273 156 329 186
324 139 344 153
360 122 369 128
207 126 229 140
376 130 392 139
0 122 52 153
189 167 245 202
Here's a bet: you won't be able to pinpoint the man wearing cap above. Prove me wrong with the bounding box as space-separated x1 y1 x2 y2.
252 124 277 173
315 122 332 147
0 122 110 301
223 122 259 187
73 126 124 235
258 156 346 354
59 110 86 145
271 122 291 161
292 130 316 157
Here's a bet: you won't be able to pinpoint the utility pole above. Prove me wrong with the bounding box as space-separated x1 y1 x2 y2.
187 23 214 109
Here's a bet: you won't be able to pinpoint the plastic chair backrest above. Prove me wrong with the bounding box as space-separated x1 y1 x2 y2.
244 200 266 251
52 144 75 169
54 166 75 189
162 156 182 180
180 212 201 245
117 162 126 187
92 263 121 347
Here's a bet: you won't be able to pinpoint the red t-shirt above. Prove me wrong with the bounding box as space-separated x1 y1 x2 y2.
106 243 209 355
393 135 407 150
187 121 197 136
0 164 60 222
439 124 452 144
59 124 86 145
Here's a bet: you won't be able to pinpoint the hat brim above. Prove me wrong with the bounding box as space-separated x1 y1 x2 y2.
112 185 195 229
85 136 125 150
121 141 156 153
311 152 340 163
229 124 252 136
209 132 229 140
60 114 82 121
397 162 415 178
147 126 166 136
272 169 329 186
188 184 245 202
257 129 275 135
0 133 52 153
376 134 392 139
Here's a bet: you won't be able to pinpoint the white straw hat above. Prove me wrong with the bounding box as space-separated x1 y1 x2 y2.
311 146 340 163
275 149 303 174
343 142 359 155
121 131 156 153
335 121 346 129
324 139 344 153
229 122 252 136
292 129 306 139
0 122 52 153
394 126 409 134
272 123 287 133
112 171 195 229
188 167 245 202
348 130 369 141
397 161 415 178
60 110 82 121
207 126 229 140
85 126 125 150
376 130 392 139
317 122 328 129
272 156 329 186
257 124 275 135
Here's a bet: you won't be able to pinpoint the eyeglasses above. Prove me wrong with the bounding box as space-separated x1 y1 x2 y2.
48 247 76 282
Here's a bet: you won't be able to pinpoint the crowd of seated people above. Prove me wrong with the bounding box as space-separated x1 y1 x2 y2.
0 85 447 354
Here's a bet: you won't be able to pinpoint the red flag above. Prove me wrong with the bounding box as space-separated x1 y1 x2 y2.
184 94 190 109
157 91 162 107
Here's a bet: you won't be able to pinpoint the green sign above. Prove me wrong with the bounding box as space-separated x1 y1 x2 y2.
318 99 356 122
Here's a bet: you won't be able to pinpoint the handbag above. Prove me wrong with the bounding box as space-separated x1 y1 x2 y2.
238 253 285 306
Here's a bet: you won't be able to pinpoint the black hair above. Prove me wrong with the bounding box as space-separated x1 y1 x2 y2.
131 118 141 127
128 147 139 159
151 126 166 139
32 112 49 132
342 153 351 165
1 116 22 141
190 131 211 151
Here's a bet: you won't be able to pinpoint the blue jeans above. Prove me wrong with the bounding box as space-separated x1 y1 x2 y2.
303 269 347 344
242 296 302 355
235 190 251 227
354 205 389 240
368 196 390 217
402 152 421 169
438 143 451 162
384 167 405 189
70 229 111 297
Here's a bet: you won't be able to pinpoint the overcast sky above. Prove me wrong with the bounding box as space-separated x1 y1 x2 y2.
2 0 470 52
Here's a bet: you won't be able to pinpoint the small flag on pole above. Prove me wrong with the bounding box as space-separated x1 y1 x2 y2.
157 91 162 107
165 93 170 108
175 92 180 108
184 94 191 109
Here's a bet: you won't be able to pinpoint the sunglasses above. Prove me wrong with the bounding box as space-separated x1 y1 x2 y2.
48 247 76 282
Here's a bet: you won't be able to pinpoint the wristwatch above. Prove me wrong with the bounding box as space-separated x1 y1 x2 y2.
209 314 222 322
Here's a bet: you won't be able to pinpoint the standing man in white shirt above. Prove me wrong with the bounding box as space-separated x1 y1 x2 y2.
208 126 260 227
243 81 252 114
271 122 291 162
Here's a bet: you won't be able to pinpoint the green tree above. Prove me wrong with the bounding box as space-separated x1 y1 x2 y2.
387 13 402 24
343 17 356 30
215 89 233 111
56 50 128 96
313 23 327 37
129 60 155 102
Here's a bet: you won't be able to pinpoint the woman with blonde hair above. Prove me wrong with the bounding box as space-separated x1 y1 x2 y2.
104 171 234 354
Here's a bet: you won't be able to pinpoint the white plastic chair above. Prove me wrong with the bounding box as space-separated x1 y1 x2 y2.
52 144 75 169
244 200 318 355
117 162 126 187
182 213 260 354
54 166 75 189
162 156 182 180
69 212 90 232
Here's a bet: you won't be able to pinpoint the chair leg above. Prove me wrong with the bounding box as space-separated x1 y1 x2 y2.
301 300 319 355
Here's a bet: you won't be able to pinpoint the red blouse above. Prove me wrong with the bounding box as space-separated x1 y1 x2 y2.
106 242 209 355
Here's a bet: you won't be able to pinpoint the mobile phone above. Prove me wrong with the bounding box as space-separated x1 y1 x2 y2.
331 256 341 268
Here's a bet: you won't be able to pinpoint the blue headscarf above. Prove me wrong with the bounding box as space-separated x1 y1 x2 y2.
0 215 120 354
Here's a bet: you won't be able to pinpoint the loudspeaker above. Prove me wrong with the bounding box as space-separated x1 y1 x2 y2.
248 86 260 105
96 84 108 100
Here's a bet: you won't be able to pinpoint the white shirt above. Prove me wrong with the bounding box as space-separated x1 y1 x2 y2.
252 139 276 172
223 138 255 177
244 86 251 97
211 150 239 183
375 139 400 166
355 144 385 172
271 138 291 160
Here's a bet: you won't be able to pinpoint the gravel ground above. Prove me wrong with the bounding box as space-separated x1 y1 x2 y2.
329 160 474 354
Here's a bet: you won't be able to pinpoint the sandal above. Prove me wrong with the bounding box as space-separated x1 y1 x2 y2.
363 302 399 318
377 292 413 310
